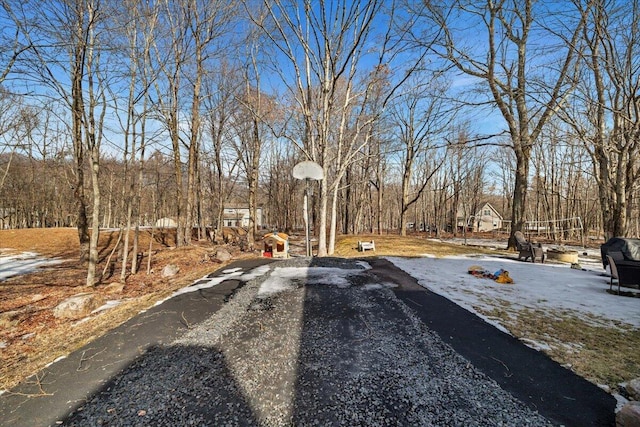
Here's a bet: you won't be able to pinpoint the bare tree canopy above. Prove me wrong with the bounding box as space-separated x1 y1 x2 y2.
408 0 590 247
0 0 639 276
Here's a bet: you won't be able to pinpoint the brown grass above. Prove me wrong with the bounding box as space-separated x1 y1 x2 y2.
476 305 640 389
333 234 502 258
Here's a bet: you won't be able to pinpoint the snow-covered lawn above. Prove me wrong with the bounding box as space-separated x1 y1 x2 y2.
388 254 640 331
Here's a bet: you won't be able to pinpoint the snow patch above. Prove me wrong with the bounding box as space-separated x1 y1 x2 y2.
153 264 273 307
387 252 640 358
363 282 397 291
355 260 372 270
257 266 364 297
46 355 67 367
0 251 61 281
92 300 123 314
388 255 640 329
614 393 630 413
520 338 552 352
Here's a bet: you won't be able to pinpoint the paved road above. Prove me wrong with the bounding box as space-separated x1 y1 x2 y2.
0 257 616 426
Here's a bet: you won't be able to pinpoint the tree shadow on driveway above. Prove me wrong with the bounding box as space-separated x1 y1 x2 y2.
63 344 259 426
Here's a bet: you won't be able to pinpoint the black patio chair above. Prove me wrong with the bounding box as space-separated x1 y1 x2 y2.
606 251 640 294
514 231 545 263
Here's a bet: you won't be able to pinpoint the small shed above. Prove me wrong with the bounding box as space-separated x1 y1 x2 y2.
262 232 289 258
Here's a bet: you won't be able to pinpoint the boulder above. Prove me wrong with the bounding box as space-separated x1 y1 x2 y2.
103 282 125 294
215 248 232 262
53 293 104 320
162 264 180 277
0 310 20 328
617 401 640 427
627 379 640 401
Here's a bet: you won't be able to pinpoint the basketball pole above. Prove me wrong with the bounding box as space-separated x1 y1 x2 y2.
292 160 324 258
304 178 311 257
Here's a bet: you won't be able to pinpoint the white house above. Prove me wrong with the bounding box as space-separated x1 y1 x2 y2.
457 202 504 232
223 207 263 228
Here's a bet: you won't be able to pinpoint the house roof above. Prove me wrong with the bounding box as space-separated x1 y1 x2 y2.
477 202 503 220
263 232 288 242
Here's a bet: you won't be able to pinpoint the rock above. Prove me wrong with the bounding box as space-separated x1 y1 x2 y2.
53 293 104 320
617 401 640 427
215 248 232 262
103 282 125 294
628 379 640 401
162 264 180 277
0 310 20 328
30 293 46 302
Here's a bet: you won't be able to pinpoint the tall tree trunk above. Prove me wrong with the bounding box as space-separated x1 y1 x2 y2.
317 180 328 257
87 147 100 286
509 150 530 247
400 155 413 237
247 117 261 251
72 38 89 263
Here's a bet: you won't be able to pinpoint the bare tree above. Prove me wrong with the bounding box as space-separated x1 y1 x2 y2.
0 89 29 190
152 0 235 247
417 0 590 248
184 0 236 245
248 0 413 255
445 126 488 236
262 139 301 233
0 1 32 85
0 0 33 193
370 131 389 235
79 0 108 286
18 1 90 262
111 0 160 279
563 0 640 239
390 74 451 236
202 61 242 241
232 41 276 250
17 0 110 284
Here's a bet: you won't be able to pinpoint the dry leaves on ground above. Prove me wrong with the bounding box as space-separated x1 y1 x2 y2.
0 228 251 390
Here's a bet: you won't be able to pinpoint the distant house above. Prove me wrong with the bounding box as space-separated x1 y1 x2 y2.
155 217 177 228
223 207 263 228
457 202 503 232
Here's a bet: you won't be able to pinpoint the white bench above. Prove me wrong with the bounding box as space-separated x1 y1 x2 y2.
358 240 375 252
